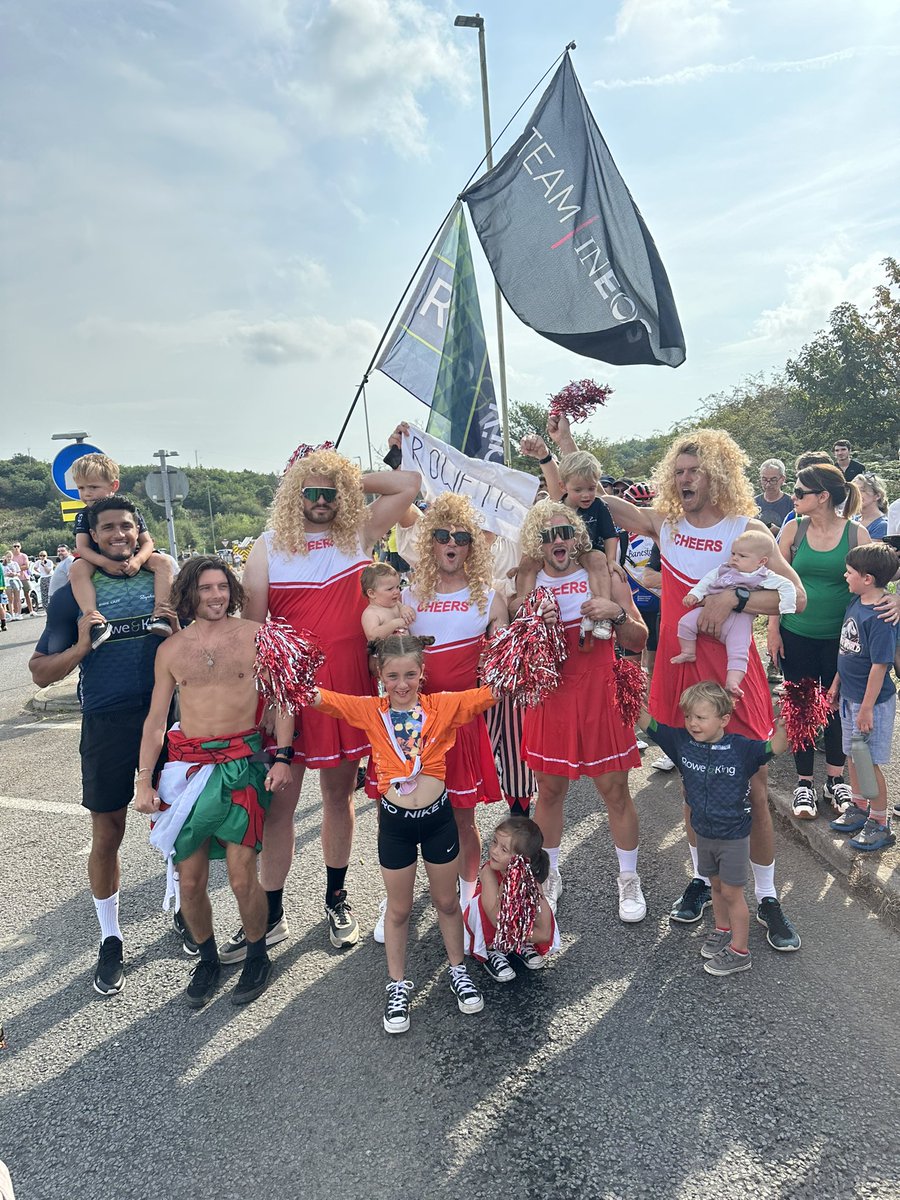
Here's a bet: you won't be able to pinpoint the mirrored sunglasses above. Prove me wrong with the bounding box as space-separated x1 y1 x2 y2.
432 529 473 546
301 487 337 503
541 524 576 543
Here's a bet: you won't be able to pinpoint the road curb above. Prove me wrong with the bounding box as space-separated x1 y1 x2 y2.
768 783 900 930
30 679 80 713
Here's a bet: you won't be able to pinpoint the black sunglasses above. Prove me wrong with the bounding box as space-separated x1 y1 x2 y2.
793 487 823 499
302 487 337 503
432 529 473 546
541 524 576 543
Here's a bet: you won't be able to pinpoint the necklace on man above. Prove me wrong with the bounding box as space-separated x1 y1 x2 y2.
194 625 216 668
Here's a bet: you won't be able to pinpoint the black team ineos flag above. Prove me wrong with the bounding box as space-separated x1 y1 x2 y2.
461 54 685 368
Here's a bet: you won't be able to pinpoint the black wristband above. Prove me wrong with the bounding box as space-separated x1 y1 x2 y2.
273 746 294 763
539 453 553 465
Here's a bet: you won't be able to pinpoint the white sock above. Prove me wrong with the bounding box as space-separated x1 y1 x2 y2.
93 892 122 941
688 844 710 886
546 846 560 874
751 860 776 903
616 846 638 875
459 877 477 906
173 870 182 912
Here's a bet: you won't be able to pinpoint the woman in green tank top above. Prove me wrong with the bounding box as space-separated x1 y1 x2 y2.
769 464 871 822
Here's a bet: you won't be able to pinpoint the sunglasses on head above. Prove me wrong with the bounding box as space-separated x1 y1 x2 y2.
302 487 337 503
793 487 823 498
432 529 473 546
541 524 576 543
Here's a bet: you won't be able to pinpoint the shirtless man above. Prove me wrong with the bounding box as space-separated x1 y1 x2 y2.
557 418 808 952
135 557 295 1007
226 447 420 957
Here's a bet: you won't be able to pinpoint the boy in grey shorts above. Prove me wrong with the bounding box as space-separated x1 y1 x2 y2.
639 682 789 976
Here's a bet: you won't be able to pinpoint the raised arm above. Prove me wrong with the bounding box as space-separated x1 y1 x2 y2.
601 494 662 540
519 433 563 501
361 468 422 550
546 413 578 457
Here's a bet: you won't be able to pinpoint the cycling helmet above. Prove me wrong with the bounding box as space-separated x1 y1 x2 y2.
623 482 656 507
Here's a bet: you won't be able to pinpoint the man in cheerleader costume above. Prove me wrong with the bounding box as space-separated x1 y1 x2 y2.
223 447 420 956
135 557 296 1007
517 500 648 924
601 429 807 951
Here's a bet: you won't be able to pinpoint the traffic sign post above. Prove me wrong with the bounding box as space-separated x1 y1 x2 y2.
51 443 103 499
150 451 182 559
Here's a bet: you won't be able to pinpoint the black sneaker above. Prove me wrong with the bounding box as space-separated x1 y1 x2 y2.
483 949 516 983
822 777 853 813
325 890 360 949
90 622 112 651
148 616 173 638
669 878 712 924
756 897 801 951
232 953 272 1005
218 914 289 964
93 936 125 996
186 959 221 1009
173 909 199 956
383 978 414 1034
355 764 367 791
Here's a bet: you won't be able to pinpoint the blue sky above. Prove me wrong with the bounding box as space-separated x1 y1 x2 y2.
3 0 898 473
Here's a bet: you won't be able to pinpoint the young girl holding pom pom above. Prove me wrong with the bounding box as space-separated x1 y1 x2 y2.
464 816 559 983
308 633 498 1035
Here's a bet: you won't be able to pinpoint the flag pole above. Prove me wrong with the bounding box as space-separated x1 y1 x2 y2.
334 42 575 453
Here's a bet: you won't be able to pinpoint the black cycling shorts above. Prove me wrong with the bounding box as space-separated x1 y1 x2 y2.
377 791 459 871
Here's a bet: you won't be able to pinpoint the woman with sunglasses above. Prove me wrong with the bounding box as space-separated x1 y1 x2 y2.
769 464 871 821
857 473 889 540
517 500 646 924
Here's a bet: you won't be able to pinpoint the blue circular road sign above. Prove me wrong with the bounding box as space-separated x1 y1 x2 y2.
51 443 104 499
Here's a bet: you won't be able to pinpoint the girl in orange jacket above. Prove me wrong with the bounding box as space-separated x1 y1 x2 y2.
310 632 496 1035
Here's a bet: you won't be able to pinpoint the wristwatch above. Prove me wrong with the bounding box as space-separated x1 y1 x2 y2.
734 587 751 613
611 606 628 625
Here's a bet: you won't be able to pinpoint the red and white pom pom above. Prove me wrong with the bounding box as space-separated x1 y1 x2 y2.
612 655 647 730
779 678 832 751
493 855 542 955
478 587 568 707
547 379 613 425
283 440 336 474
254 619 325 712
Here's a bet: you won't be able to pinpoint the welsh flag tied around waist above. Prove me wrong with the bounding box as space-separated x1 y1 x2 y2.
461 54 685 369
376 202 503 462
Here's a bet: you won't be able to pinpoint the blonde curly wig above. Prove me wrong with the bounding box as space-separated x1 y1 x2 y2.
651 429 756 525
270 450 365 555
411 493 493 614
520 500 591 561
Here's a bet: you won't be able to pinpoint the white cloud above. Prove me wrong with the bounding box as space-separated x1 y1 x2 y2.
739 251 884 348
609 0 735 59
76 310 378 364
595 45 900 88
279 0 469 157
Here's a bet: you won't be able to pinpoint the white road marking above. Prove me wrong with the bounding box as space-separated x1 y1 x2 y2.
0 795 84 816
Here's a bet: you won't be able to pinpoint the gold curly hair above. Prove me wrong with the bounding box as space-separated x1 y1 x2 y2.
651 429 757 525
269 450 365 556
520 500 591 561
411 493 493 614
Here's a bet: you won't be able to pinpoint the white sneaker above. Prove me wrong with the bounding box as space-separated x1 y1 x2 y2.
617 871 647 922
651 753 676 772
373 897 387 944
593 618 613 640
635 736 648 752
542 868 563 913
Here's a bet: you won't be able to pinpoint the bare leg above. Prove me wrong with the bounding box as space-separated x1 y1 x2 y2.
747 766 774 868
594 770 638 852
719 880 750 952
532 771 569 848
453 807 482 891
177 845 213 943
88 809 127 898
258 761 305 891
381 862 417 980
226 843 267 942
320 758 358 871
423 855 465 965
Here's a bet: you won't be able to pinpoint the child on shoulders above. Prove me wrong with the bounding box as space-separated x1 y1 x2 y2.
828 543 899 852
638 682 789 977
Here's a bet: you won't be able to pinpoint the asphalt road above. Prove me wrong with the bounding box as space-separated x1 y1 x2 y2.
1 617 899 1200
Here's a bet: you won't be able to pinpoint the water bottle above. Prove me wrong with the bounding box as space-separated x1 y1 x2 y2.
850 733 879 800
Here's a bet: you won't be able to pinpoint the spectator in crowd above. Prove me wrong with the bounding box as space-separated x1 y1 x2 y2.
49 545 73 599
754 460 794 533
2 553 23 620
10 543 35 615
833 440 866 481
856 473 889 539
35 550 54 610
0 558 7 631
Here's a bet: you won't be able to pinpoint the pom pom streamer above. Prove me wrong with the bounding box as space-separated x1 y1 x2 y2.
779 678 832 752
254 619 325 712
283 440 335 474
547 379 613 425
479 587 567 707
493 855 542 955
612 655 647 730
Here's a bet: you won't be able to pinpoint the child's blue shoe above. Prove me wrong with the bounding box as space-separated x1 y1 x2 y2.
849 819 896 853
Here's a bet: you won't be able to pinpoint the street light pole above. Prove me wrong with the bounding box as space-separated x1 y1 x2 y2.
153 450 179 560
455 12 511 466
